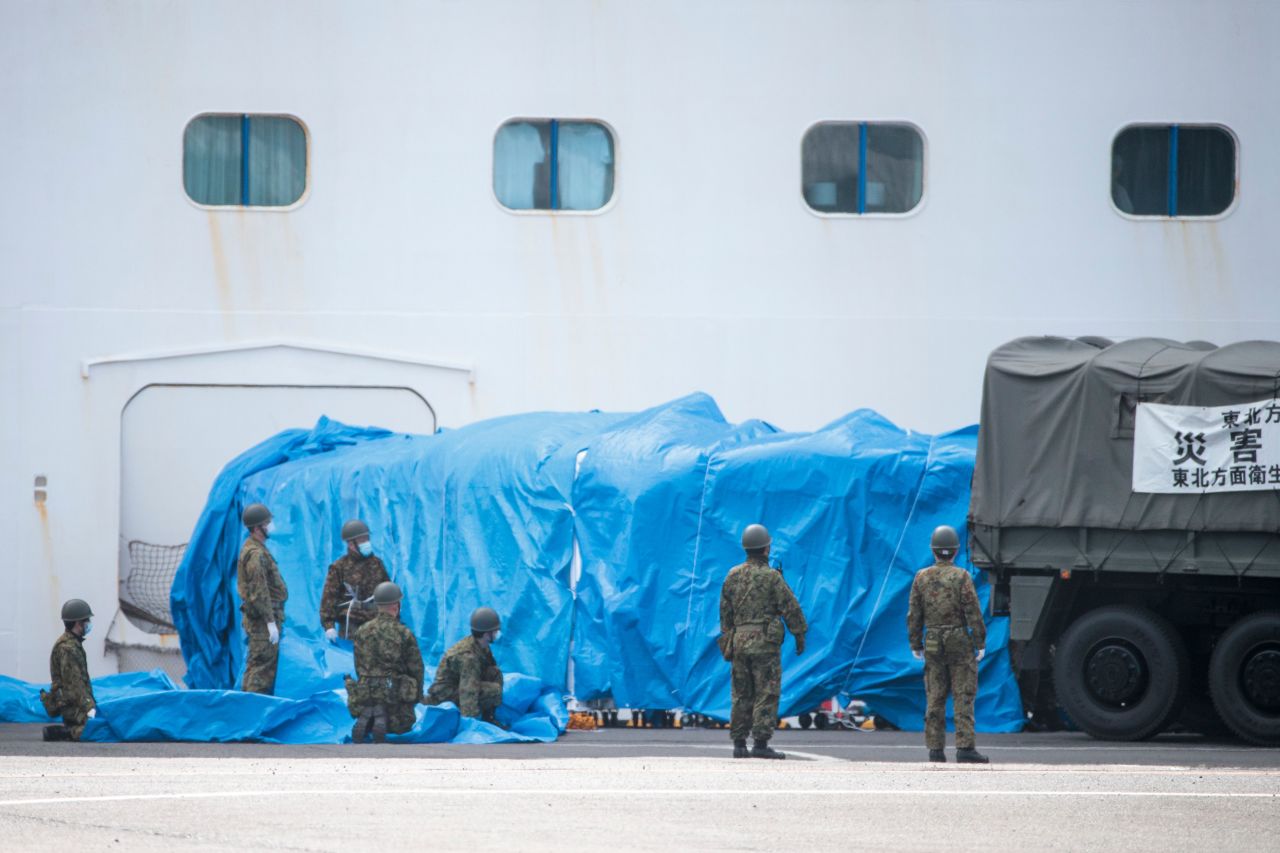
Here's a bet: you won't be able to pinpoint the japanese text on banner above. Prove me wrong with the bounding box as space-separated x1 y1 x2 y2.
1133 398 1280 494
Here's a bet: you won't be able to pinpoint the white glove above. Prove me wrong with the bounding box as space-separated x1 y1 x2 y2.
975 648 986 662
87 707 97 719
267 622 280 645
324 627 339 643
911 649 923 661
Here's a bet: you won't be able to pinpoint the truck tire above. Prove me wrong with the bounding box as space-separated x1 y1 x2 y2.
1053 606 1189 741
1208 611 1280 746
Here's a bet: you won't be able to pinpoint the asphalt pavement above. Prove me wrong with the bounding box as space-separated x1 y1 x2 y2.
0 725 1276 851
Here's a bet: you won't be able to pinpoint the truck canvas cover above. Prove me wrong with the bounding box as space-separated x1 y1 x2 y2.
969 336 1280 533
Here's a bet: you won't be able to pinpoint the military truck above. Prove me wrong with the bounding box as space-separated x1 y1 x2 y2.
969 337 1280 745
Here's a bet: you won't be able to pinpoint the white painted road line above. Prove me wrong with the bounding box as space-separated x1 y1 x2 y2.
0 788 1276 807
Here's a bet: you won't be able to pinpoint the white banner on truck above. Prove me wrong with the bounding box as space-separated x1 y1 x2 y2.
1133 397 1280 493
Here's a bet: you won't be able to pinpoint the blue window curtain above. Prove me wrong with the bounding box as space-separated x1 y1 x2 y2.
183 115 242 206
247 117 307 206
493 119 613 211
183 114 306 207
556 121 614 210
493 121 549 210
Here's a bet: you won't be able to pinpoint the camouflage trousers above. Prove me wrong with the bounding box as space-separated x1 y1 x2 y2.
923 634 978 750
351 702 417 736
730 652 781 742
60 706 90 740
241 618 280 695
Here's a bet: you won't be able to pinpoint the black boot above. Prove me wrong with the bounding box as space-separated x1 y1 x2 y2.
371 706 388 744
928 749 946 762
42 725 72 742
751 738 785 759
352 709 374 743
956 747 989 764
733 738 749 758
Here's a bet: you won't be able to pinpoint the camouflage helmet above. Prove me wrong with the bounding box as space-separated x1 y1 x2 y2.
741 523 771 551
242 503 271 529
372 581 402 605
470 607 501 633
60 599 93 622
341 519 370 542
930 525 961 552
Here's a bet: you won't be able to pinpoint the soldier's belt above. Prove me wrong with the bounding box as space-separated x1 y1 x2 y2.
927 625 964 630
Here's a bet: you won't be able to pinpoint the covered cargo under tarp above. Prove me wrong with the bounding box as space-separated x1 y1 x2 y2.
170 394 1024 733
970 336 1280 535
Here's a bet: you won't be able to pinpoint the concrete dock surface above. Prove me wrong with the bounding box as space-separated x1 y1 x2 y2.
0 726 1276 851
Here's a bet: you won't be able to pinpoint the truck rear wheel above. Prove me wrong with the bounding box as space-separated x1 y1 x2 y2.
1209 611 1280 746
1053 606 1188 740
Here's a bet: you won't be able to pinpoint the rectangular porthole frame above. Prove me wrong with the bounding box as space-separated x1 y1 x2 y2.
182 112 312 212
491 117 619 217
1109 122 1239 222
800 119 928 220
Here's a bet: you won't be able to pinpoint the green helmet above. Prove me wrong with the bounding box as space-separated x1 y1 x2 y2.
931 525 961 552
341 519 370 542
61 599 93 622
470 607 501 633
372 581 402 605
242 503 271 529
741 523 771 551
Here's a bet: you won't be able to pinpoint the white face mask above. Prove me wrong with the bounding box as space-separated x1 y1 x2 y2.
265 520 277 535
82 622 93 637
357 541 374 557
490 630 501 643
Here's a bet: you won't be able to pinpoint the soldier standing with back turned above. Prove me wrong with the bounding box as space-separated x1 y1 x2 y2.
907 524 989 763
237 503 289 694
319 519 390 641
719 523 807 759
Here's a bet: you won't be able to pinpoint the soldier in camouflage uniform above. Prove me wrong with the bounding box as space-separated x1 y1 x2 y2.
237 503 289 695
39 599 97 741
425 607 504 720
907 524 989 763
319 519 391 640
348 582 424 743
718 524 807 759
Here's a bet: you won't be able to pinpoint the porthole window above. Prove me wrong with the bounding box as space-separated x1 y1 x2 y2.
1111 124 1236 217
493 119 615 212
183 114 307 207
802 122 924 215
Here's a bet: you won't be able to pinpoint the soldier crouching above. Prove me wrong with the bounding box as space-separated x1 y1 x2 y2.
39 599 98 741
347 582 424 743
424 607 504 721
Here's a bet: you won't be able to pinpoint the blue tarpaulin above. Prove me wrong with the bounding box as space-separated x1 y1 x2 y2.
0 663 568 744
167 393 1022 734
3 394 1024 740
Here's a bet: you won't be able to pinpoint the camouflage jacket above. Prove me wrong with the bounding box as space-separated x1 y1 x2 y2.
319 553 390 636
48 631 95 715
906 560 986 652
352 612 424 706
237 537 288 626
426 636 502 718
719 556 807 657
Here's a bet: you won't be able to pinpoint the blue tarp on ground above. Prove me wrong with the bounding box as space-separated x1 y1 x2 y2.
0 664 567 744
165 393 1022 734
